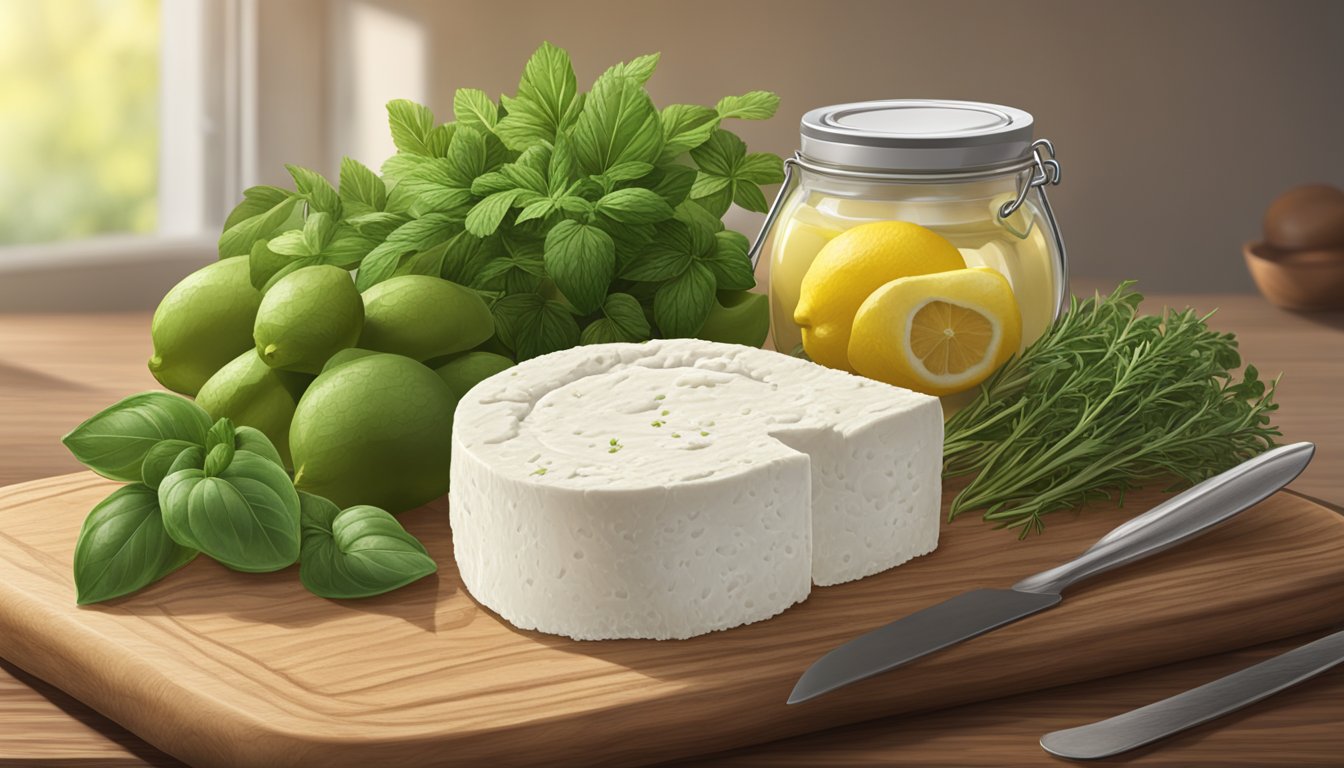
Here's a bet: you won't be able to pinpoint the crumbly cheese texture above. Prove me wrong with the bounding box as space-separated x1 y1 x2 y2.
450 339 942 640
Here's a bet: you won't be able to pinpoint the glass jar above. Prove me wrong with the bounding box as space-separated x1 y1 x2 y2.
750 100 1067 395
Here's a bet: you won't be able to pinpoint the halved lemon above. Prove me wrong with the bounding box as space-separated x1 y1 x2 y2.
847 267 1021 396
794 221 965 372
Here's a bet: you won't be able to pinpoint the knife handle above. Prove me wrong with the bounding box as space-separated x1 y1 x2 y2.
1013 442 1314 595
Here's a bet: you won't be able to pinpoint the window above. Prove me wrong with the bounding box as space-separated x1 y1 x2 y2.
0 0 252 261
0 0 160 245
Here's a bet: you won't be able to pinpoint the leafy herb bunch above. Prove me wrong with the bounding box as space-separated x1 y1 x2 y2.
63 392 436 604
219 43 784 361
943 283 1281 536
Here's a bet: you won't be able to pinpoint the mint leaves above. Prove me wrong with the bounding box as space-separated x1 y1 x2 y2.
217 43 780 362
66 394 435 604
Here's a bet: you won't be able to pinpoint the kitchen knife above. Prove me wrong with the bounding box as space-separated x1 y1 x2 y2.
787 442 1315 705
1040 627 1344 760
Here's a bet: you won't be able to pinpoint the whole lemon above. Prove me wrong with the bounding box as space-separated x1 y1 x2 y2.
794 221 965 371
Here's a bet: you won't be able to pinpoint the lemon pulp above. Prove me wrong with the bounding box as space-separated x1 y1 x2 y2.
909 301 996 376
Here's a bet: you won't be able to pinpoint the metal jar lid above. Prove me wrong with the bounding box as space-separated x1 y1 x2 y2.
799 99 1036 172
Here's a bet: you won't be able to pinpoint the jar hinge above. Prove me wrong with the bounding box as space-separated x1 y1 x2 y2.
1003 139 1069 321
747 154 800 270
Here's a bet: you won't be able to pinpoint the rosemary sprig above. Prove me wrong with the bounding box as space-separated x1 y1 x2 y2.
943 282 1281 536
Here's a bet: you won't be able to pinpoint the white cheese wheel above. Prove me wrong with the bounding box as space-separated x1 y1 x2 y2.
450 339 942 640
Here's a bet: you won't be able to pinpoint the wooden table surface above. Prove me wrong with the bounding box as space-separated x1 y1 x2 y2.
1 289 1342 767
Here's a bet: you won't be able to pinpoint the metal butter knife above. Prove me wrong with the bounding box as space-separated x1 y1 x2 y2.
1040 627 1344 759
788 442 1316 704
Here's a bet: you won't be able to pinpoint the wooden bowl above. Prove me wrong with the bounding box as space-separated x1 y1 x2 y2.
1244 241 1344 310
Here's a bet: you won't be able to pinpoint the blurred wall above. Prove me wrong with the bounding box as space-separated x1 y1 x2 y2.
321 0 1344 293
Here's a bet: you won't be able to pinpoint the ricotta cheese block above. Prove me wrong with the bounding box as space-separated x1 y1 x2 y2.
450 339 942 640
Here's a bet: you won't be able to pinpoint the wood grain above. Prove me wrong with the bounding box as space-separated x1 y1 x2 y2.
1 474 1343 768
1 295 1342 767
686 627 1344 768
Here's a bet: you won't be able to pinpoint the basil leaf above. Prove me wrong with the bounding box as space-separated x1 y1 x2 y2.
548 133 577 195
492 293 581 361
543 220 615 314
715 91 781 121
160 451 301 573
601 53 660 86
224 186 292 232
203 442 235 477
621 220 695 282
660 105 720 159
356 214 462 291
233 427 285 469
445 126 510 187
141 439 199 490
338 157 387 217
454 87 498 133
732 179 770 213
704 230 757 291
736 153 786 184
286 165 341 217
643 163 697 207
218 195 299 259
472 250 546 294
73 484 197 605
570 70 663 175
654 261 716 337
580 293 652 344
440 230 498 285
595 187 673 225
496 42 580 150
465 189 526 237
425 123 456 158
389 158 474 217
63 392 213 482
381 152 429 182
297 493 437 600
346 212 406 240
387 99 436 156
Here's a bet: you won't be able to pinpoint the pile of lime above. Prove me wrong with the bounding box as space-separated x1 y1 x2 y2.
148 259 511 513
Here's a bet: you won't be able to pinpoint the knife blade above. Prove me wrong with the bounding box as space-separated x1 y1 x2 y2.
787 442 1315 705
1040 628 1344 760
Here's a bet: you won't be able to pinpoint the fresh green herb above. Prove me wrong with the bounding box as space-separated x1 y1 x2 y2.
671 432 682 439
651 420 664 427
62 392 213 482
72 484 197 605
65 392 436 603
159 427 301 573
943 283 1280 536
216 42 781 361
531 467 548 476
297 492 437 600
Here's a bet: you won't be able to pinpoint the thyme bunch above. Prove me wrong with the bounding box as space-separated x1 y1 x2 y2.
943 282 1280 536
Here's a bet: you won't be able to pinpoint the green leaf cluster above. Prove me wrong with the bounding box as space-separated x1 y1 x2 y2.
943 282 1282 536
63 392 435 604
217 42 782 360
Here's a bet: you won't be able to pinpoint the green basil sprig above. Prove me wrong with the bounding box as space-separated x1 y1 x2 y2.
62 392 212 482
159 418 301 573
298 492 437 599
65 392 437 604
72 484 197 605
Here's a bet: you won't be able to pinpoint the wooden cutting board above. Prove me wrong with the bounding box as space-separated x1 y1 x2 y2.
1 474 1343 768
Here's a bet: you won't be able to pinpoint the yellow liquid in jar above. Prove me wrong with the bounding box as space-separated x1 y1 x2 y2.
768 195 1057 389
